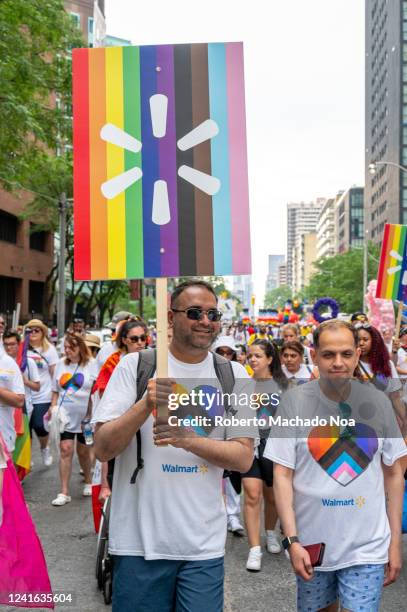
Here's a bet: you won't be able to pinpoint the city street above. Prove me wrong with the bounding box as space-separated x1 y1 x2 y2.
4 442 407 612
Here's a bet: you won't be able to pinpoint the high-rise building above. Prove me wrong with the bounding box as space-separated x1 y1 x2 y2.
365 1 407 242
286 199 324 289
292 232 317 294
316 198 336 259
232 275 253 310
265 254 285 294
335 187 365 253
277 263 287 286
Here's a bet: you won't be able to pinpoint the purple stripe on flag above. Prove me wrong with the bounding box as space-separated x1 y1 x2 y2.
226 42 251 274
157 45 179 276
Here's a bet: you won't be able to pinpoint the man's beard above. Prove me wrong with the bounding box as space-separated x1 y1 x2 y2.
176 326 219 350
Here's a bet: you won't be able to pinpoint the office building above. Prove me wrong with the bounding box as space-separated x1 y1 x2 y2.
365 0 407 241
316 197 336 259
286 199 324 289
265 254 285 294
232 275 253 310
292 232 317 294
335 187 365 253
277 263 287 286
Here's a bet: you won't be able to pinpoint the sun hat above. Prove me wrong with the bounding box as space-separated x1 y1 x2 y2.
85 334 101 349
25 319 49 337
212 335 238 353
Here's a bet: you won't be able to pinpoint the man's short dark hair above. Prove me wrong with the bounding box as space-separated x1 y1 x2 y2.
171 279 218 308
3 330 21 343
313 319 358 349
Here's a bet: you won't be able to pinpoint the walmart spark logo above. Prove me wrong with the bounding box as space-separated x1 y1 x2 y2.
387 250 407 286
100 94 221 226
355 495 366 508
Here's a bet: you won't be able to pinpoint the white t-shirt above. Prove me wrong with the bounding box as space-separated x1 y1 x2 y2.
28 344 59 404
282 364 312 381
265 379 407 571
358 359 401 394
0 353 25 452
95 341 118 375
396 348 407 381
23 357 40 418
52 359 96 432
92 351 254 560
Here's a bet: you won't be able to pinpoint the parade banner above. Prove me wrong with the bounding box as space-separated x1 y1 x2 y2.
72 42 251 281
376 223 407 301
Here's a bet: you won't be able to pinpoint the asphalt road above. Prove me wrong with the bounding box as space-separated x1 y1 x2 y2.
4 443 407 612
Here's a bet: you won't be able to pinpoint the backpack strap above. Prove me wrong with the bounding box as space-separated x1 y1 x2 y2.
130 349 156 484
211 352 235 413
130 350 235 483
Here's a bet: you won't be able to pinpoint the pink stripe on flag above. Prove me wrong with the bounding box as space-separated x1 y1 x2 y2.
226 42 251 274
332 463 357 480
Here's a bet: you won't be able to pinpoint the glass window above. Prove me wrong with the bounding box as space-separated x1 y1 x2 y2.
0 210 18 243
70 12 80 28
88 17 94 47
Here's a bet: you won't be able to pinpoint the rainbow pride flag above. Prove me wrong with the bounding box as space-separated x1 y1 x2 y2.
72 42 251 281
376 224 407 301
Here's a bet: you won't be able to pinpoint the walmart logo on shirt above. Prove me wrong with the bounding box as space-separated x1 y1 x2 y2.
161 463 208 475
321 496 366 509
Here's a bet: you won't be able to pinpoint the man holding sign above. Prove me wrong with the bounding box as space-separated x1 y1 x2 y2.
93 280 254 612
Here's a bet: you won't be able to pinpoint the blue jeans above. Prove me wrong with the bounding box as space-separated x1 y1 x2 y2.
297 563 386 611
112 555 224 612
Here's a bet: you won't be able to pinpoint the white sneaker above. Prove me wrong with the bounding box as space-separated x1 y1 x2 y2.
41 447 53 467
266 530 282 554
246 546 262 571
51 493 71 506
83 484 92 496
228 516 245 536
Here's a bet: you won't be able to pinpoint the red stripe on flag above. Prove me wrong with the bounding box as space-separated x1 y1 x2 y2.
376 223 390 298
72 49 91 280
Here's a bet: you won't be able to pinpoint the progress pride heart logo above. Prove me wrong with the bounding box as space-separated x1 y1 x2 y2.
307 424 378 486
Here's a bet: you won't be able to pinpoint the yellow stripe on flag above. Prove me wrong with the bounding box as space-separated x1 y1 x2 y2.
106 47 126 278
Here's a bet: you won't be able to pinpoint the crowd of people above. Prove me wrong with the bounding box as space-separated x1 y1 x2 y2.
0 290 407 611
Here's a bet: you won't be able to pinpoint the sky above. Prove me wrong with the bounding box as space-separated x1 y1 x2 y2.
105 0 365 306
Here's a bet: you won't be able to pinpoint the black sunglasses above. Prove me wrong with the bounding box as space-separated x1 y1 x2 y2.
171 307 223 322
126 334 146 343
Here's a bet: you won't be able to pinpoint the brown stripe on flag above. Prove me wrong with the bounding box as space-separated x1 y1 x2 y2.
175 44 196 275
191 43 214 275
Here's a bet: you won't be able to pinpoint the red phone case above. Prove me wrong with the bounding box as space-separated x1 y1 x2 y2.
303 543 326 567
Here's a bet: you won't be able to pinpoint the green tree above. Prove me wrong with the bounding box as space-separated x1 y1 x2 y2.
303 243 380 313
264 285 292 309
0 0 82 185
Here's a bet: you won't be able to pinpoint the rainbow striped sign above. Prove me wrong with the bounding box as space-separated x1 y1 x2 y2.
72 42 251 281
376 223 407 301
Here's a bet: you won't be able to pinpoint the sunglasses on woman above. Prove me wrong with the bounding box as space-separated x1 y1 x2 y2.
126 334 146 343
171 307 223 322
27 327 42 333
217 349 234 357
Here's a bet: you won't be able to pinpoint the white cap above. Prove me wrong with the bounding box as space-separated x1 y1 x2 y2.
212 335 238 353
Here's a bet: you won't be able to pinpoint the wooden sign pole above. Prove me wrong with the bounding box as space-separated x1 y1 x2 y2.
155 277 168 418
